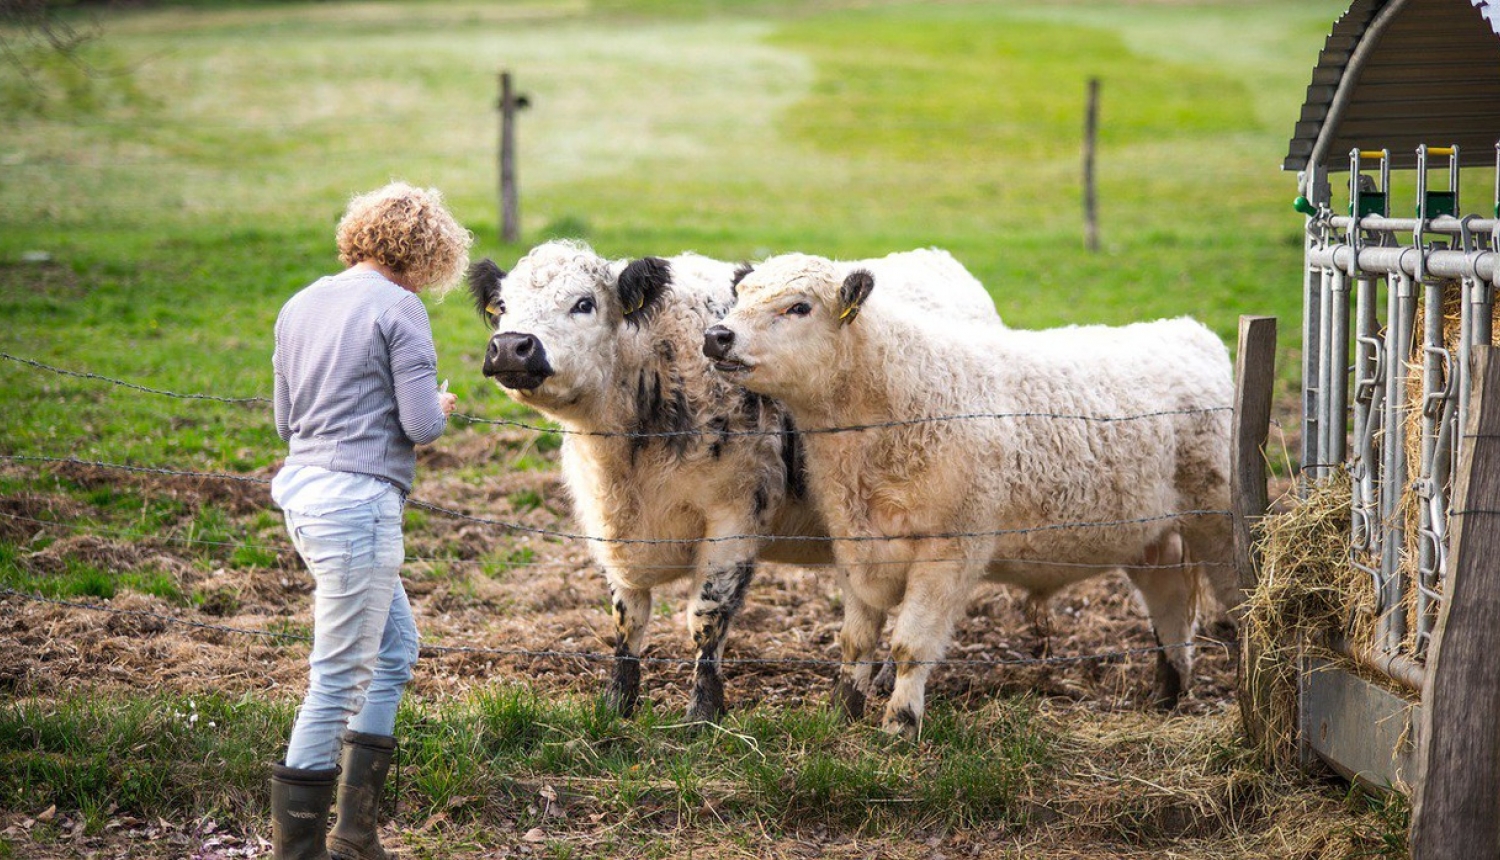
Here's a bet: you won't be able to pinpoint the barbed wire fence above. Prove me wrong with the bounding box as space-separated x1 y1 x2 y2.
0 350 1237 674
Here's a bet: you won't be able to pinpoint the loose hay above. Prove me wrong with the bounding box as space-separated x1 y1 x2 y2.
1242 472 1374 769
1394 281 1499 653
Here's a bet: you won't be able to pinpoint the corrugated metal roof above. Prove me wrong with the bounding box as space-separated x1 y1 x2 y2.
1283 0 1500 171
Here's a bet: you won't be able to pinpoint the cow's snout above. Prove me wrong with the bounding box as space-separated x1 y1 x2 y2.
703 325 736 361
483 332 554 390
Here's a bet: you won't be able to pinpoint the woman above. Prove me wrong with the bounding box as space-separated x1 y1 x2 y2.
269 182 470 860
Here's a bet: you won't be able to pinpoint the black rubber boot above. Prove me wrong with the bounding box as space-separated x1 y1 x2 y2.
271 763 338 860
327 730 398 860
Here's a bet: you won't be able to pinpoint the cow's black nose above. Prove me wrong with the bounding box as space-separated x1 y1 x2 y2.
703 325 736 360
484 332 542 377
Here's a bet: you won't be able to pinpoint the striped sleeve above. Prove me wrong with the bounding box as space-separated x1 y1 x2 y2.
272 316 292 442
384 294 447 445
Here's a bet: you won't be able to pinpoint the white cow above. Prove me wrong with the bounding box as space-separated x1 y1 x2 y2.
468 240 1000 722
703 253 1235 737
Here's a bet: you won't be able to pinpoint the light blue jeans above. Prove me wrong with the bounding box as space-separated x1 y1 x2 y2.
282 487 418 771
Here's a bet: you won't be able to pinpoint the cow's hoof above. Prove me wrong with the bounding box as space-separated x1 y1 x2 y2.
881 705 920 741
872 660 896 696
606 661 641 718
832 677 866 720
686 674 725 724
1151 653 1184 711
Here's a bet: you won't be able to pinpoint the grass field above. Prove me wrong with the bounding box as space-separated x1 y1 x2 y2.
0 1 1414 857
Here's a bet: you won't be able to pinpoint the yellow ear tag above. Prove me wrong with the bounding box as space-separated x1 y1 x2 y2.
627 295 647 315
839 303 860 323
485 303 499 316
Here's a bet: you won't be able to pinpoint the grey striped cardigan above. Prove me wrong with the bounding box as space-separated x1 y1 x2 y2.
273 268 447 492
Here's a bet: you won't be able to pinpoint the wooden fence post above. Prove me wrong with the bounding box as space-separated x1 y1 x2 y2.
498 70 529 245
1082 77 1100 252
1232 315 1277 747
1411 346 1500 857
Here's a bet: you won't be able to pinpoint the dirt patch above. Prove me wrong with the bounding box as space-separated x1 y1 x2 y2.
1 417 1377 859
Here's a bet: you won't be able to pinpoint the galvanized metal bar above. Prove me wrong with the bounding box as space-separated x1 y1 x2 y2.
1327 269 1351 468
1317 266 1337 480
1415 278 1452 658
1307 246 1497 281
1351 274 1383 553
1328 215 1500 235
1302 167 1330 484
1331 637 1428 694
1380 270 1416 653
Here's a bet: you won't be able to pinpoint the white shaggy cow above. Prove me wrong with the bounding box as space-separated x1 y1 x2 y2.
703 253 1236 737
468 240 1000 723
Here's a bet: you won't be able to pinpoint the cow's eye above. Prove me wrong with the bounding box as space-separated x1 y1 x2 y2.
784 301 812 317
571 297 595 315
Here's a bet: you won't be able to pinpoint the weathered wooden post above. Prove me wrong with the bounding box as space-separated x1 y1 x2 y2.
498 71 530 244
1410 345 1500 857
1082 77 1100 252
1232 315 1277 748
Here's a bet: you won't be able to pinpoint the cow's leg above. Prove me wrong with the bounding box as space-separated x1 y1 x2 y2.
1023 593 1055 658
883 552 984 739
605 577 652 718
684 534 758 724
833 588 886 721
1124 532 1196 710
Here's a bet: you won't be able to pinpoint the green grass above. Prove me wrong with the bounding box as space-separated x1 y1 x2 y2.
0 687 1051 839
0 0 1357 472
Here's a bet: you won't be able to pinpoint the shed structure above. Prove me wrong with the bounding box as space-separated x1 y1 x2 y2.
1282 0 1500 814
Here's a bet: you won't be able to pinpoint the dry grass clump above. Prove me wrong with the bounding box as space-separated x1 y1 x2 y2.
1240 473 1373 769
1018 710 1405 859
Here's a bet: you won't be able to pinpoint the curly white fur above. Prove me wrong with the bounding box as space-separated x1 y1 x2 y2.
470 241 1002 722
710 253 1235 736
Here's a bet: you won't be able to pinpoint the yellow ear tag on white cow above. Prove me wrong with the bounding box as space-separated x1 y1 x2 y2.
838 303 861 325
485 303 499 316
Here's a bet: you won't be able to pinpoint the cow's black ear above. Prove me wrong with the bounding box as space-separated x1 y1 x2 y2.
618 256 671 326
730 263 754 300
838 269 875 326
467 259 506 325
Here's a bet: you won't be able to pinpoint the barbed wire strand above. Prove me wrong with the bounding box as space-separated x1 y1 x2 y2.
0 352 271 405
0 508 1234 574
2 454 1232 547
0 350 1231 439
0 586 1220 670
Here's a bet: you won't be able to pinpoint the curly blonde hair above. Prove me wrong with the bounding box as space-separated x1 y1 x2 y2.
336 182 473 297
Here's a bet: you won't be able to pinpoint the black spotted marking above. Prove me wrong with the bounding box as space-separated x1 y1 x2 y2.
695 560 755 623
630 370 694 460
687 670 726 723
704 414 731 460
1151 632 1184 710
832 677 866 720
780 413 808 501
466 258 507 325
607 637 642 718
889 706 920 734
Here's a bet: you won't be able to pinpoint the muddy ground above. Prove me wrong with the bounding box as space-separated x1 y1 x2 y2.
2 423 1350 859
